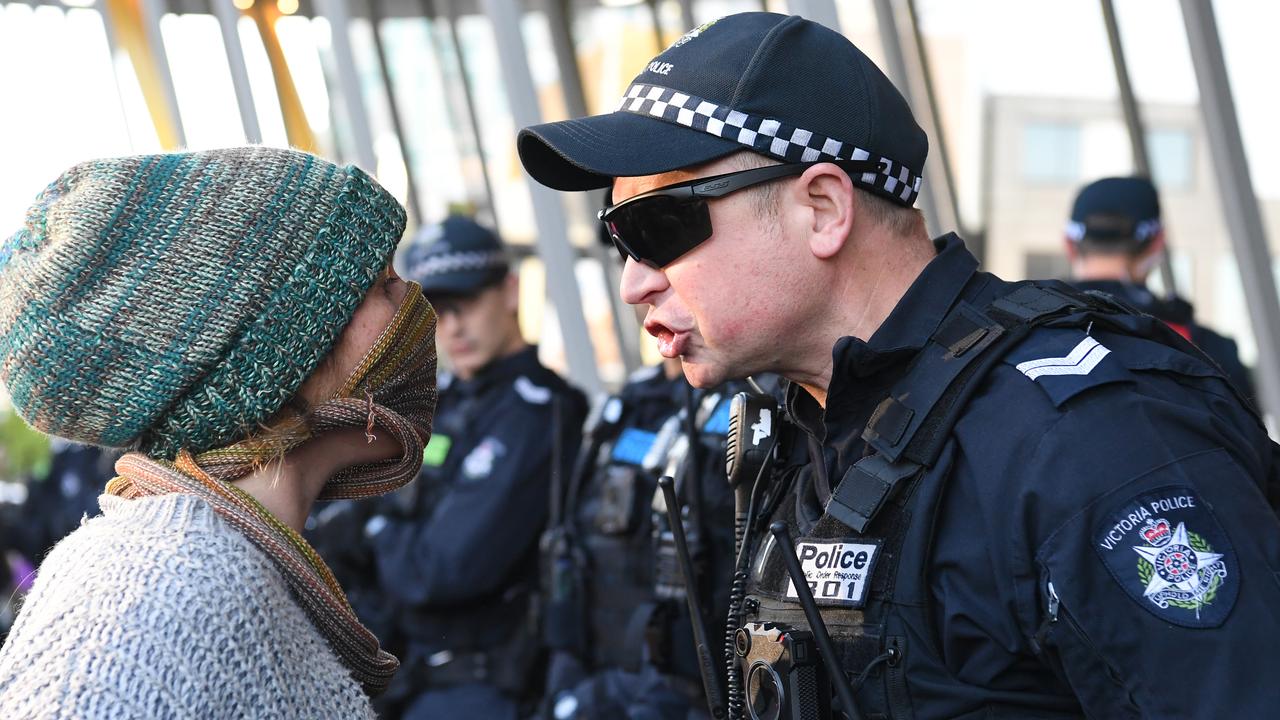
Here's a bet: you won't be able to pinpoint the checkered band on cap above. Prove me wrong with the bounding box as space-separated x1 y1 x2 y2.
617 83 924 205
1065 218 1162 243
407 250 507 281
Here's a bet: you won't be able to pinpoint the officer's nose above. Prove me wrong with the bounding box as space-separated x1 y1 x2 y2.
619 257 670 306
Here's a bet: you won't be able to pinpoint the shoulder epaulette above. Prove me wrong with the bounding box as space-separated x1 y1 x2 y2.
514 375 553 405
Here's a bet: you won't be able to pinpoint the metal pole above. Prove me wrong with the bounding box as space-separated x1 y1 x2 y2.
369 0 425 226
543 0 642 376
429 0 501 225
480 0 603 395
543 0 588 119
871 0 944 237
1100 0 1178 299
313 0 378 172
138 0 187 147
676 0 695 31
96 0 139 149
786 0 841 31
1179 0 1280 423
212 0 262 144
904 0 962 235
644 0 665 52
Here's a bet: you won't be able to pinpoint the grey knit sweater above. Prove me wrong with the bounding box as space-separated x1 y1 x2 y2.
0 493 376 719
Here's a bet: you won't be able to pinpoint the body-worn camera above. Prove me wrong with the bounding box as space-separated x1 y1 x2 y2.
735 622 830 720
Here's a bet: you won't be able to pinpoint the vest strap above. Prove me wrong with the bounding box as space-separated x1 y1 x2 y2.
862 302 1008 463
824 454 922 534
836 283 1102 533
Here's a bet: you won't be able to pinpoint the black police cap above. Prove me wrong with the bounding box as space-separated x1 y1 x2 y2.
518 12 929 208
400 215 509 296
1067 176 1162 246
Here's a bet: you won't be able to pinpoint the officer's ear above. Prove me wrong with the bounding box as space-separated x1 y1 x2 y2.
1131 230 1166 283
787 162 855 260
1143 230 1167 259
1064 237 1080 264
502 272 520 314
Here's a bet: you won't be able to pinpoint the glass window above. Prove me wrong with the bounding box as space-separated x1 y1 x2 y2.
1021 121 1081 183
159 13 245 150
1145 251 1195 303
1146 127 1194 191
377 17 473 229
1212 0 1280 231
0 5 138 231
237 14 290 149
276 16 341 159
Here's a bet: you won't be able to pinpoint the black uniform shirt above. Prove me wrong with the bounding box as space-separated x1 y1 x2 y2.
779 235 1280 717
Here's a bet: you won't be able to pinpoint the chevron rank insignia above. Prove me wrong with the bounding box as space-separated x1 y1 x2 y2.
1004 329 1133 406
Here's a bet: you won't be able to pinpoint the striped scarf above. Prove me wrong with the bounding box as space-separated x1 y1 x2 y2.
107 284 438 695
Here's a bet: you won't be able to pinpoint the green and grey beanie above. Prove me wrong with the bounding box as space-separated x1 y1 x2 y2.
0 146 407 458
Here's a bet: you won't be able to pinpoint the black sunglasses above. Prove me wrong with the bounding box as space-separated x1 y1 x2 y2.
599 159 884 268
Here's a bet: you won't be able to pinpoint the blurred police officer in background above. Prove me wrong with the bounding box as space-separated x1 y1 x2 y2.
8 440 116 570
539 214 761 719
1065 175 1254 401
540 356 721 712
518 11 1280 719
542 343 769 719
1 440 118 646
362 215 588 719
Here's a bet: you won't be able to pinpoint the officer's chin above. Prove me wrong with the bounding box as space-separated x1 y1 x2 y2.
679 357 723 389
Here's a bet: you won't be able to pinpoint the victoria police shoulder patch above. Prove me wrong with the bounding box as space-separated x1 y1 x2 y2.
1093 484 1238 628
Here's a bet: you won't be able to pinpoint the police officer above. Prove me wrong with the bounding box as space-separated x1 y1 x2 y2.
517 12 1280 718
542 355 757 719
1 440 119 648
11 439 118 568
1065 175 1254 400
367 215 587 720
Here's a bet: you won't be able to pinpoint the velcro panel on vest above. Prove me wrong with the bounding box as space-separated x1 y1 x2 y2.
825 454 922 534
862 302 1005 463
989 284 1081 323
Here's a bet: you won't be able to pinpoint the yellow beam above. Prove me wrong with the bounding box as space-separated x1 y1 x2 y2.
102 0 183 149
249 1 316 152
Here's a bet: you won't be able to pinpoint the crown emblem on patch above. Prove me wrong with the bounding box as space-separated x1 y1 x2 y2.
1141 518 1172 546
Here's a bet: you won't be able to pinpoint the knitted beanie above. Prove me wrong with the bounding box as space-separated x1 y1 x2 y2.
0 146 407 458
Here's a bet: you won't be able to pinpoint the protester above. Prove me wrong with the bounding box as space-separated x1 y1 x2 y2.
0 146 436 718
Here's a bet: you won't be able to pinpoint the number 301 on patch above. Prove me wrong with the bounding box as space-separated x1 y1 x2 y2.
785 539 882 607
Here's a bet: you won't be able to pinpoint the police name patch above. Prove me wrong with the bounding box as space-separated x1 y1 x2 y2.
1093 485 1237 628
785 539 881 607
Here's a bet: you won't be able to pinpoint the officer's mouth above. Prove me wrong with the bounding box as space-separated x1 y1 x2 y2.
444 341 474 359
644 317 689 358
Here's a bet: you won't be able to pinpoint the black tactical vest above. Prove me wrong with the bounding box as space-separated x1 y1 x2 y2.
735 281 1243 720
548 383 742 683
